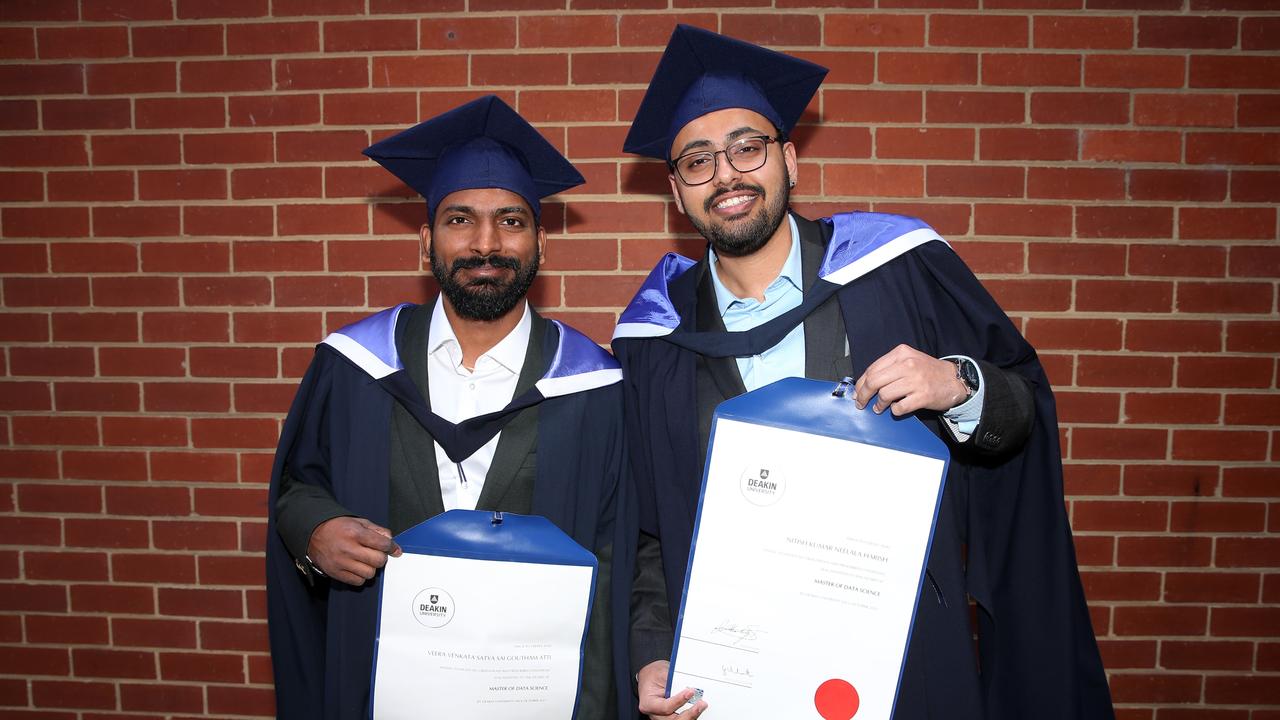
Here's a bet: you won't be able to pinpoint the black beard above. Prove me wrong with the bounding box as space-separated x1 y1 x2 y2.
688 168 791 259
429 248 539 322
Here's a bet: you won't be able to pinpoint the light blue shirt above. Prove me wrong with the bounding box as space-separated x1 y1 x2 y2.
707 215 984 438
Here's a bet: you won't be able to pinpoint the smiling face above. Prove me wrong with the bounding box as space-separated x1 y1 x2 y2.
668 107 798 258
421 187 546 322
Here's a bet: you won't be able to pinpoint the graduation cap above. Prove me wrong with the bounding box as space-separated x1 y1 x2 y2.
363 95 584 222
622 25 829 161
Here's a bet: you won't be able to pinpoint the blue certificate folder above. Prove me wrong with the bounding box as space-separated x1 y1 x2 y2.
669 377 950 717
370 510 598 719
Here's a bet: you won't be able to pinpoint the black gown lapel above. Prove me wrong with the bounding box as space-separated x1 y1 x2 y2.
797 214 854 382
389 300 445 532
474 309 545 511
693 262 748 399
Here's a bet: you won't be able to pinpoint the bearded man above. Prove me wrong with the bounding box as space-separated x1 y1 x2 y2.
265 96 632 720
613 26 1113 720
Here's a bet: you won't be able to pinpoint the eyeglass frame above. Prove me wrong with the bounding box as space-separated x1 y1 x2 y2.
668 135 782 186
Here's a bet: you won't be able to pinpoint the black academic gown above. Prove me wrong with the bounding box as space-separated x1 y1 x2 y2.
266 302 635 720
614 213 1113 720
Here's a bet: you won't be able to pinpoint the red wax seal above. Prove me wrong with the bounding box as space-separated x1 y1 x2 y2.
814 678 859 720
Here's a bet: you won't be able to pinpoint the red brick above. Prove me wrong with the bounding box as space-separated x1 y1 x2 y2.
1239 95 1280 128
199 554 265 585
190 347 277 378
1077 279 1172 313
1189 132 1280 167
273 0 362 14
231 312 322 344
1087 54 1185 89
83 0 174 20
1206 676 1280 706
229 94 320 127
1243 17 1280 50
184 205 274 237
13 416 100 446
1125 321 1222 353
0 170 42 202
55 382 142 413
0 582 67 612
880 52 978 85
50 240 137 272
1073 427 1168 460
1170 500 1266 533
208 685 276 716
983 53 1080 86
876 203 970 236
322 18 416 52
825 89 922 123
63 512 147 545
824 164 923 198
90 133 180 166
0 63 83 95
1179 356 1273 388
152 450 238 483
25 550 109 581
0 448 59 479
420 16 515 50
138 241 227 274
1178 281 1272 314
31 680 116 709
518 14 616 48
1118 536 1212 567
1129 244 1225 278
471 52 568 87
324 91 417 126
275 57 367 92
1226 320 1280 353
160 651 243 682
85 61 176 96
979 128 1076 161
1140 15 1239 49
1032 91 1129 124
4 277 91 307
1231 246 1280 279
183 131 273 165
1191 56 1280 89
0 311 49 341
1160 640 1254 672
1165 572 1260 603
0 134 87 167
1182 207 1275 241
721 13 820 45
570 51 661 85
26 614 109 645
142 312 229 343
131 24 224 57
232 239 324 272
227 20 318 54
1056 390 1120 423
111 553 196 584
71 648 155 679
1096 639 1158 670
930 14 1027 47
119 682 204 714
876 127 973 160
1033 15 1133 49
10 347 96 377
191 418 280 449
1073 500 1168 532
62 448 146 481
136 96 226 129
3 206 91 239
0 644 67 675
41 98 130 130
1124 464 1218 497
1173 429 1269 461
103 413 189 446
1225 393 1280 426
277 203 368 236
1135 93 1235 128
1028 168 1124 200
1132 169 1228 202
1078 355 1173 388
39 26 130 61
1026 318 1123 350
1216 537 1280 568
0 27 35 59
91 276 179 307
152 520 238 551
371 54 468 88
974 203 1072 237
230 167 322 200
138 169 227 201
822 13 925 46
277 130 368 163
177 0 268 17
19 483 102 513
926 90 1025 124
926 166 1022 198
0 243 46 273
1212 606 1280 638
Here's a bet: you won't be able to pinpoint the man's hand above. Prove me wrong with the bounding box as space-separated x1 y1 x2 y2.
854 344 968 416
306 516 402 586
637 660 707 719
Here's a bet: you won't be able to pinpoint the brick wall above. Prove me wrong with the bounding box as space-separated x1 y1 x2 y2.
1 1 1277 717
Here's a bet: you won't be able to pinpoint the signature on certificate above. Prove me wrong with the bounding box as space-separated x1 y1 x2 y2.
721 663 753 679
711 620 763 648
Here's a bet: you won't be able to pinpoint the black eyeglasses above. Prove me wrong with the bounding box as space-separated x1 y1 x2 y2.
670 136 778 186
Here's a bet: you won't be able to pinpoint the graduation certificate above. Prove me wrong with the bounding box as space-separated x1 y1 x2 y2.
371 511 596 720
669 378 948 719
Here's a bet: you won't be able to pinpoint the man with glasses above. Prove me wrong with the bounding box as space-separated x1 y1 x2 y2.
613 26 1113 720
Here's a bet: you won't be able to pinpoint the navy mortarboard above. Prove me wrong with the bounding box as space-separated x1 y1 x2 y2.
363 94 584 222
622 24 828 161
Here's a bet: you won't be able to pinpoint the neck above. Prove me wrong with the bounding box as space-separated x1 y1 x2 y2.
440 298 526 370
713 214 792 302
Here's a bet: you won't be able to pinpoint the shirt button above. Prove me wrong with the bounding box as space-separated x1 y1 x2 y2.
468 383 476 390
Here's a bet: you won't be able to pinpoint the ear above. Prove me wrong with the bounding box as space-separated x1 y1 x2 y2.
668 172 687 215
782 141 799 187
536 224 547 264
419 223 432 263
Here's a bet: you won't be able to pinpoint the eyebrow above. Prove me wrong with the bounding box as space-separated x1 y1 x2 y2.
673 125 770 159
439 204 531 218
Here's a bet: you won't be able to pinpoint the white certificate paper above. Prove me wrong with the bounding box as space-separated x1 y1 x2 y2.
671 414 946 719
372 552 594 719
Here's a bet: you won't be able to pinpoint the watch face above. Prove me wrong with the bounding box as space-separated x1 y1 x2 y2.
959 359 980 391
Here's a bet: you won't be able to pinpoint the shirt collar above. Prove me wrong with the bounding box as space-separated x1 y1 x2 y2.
708 213 803 317
428 300 532 375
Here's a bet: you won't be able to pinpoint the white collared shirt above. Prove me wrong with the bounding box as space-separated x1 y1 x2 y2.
427 300 531 511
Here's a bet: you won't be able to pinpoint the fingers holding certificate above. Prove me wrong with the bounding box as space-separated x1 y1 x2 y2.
666 378 948 719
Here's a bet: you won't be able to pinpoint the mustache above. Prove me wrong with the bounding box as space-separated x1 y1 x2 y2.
704 183 766 214
449 254 521 277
